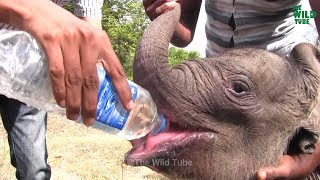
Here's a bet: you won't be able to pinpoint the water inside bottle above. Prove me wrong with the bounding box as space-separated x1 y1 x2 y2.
117 88 159 140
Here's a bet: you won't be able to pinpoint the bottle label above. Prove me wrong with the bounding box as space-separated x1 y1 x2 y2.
96 74 138 130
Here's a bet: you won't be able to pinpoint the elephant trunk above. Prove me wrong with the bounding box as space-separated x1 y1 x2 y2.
133 4 185 108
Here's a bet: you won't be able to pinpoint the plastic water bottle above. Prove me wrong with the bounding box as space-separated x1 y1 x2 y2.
0 29 166 140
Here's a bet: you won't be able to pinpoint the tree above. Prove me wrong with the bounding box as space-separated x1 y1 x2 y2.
65 1 201 79
102 0 149 80
65 0 148 80
169 47 201 66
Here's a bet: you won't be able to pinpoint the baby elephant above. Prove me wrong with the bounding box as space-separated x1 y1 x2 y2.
125 4 320 180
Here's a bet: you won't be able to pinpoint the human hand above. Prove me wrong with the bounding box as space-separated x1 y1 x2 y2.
142 0 201 48
143 0 178 20
3 0 133 125
79 17 102 30
256 141 320 180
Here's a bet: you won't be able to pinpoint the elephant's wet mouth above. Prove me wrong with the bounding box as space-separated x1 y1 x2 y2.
124 119 214 166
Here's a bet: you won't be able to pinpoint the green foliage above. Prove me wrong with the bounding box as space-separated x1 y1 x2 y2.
64 0 148 80
168 47 201 66
64 1 201 79
102 0 149 80
63 2 74 12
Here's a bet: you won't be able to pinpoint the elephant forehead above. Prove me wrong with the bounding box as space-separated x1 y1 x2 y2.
251 56 291 85
217 49 294 94
220 50 290 79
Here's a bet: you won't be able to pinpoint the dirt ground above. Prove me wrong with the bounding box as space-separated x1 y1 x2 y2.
0 113 168 180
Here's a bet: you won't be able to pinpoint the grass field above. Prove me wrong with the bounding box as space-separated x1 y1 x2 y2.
0 113 168 180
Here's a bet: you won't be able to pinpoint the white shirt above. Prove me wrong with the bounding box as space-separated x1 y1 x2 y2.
205 0 319 57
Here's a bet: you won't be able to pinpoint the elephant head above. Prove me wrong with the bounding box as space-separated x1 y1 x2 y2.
125 4 320 179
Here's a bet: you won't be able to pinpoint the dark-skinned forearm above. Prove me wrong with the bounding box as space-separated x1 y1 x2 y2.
170 0 202 47
313 139 320 168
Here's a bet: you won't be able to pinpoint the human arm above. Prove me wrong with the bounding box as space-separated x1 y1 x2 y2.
143 0 202 47
0 0 133 124
79 17 102 29
257 139 320 180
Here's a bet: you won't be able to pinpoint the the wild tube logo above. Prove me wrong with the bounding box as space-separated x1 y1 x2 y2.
293 5 317 24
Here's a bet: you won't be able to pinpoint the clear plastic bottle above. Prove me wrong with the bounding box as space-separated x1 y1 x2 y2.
0 29 166 140
83 67 166 140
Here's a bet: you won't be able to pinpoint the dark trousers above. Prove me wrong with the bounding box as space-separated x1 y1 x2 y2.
0 95 51 180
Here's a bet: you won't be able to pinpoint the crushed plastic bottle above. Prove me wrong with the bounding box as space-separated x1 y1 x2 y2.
0 29 166 140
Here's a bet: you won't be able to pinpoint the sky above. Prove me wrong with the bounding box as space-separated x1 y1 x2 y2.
180 2 207 58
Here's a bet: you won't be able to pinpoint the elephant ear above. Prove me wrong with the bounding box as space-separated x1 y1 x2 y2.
290 43 320 115
288 44 320 179
288 43 320 151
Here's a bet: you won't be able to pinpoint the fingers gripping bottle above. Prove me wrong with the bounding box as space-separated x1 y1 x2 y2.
78 67 167 140
0 29 166 140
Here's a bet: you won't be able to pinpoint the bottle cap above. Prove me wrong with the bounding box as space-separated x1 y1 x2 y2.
153 113 166 134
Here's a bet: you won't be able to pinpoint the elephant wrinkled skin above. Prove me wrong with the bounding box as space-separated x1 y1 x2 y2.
124 4 320 180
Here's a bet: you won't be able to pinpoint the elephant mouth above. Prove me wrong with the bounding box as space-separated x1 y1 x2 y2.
124 118 214 167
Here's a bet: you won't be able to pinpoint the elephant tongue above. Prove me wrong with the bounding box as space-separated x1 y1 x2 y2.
131 131 191 154
126 121 197 161
125 119 215 165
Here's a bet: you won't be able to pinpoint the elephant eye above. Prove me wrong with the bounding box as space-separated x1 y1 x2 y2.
229 81 249 94
233 84 243 93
